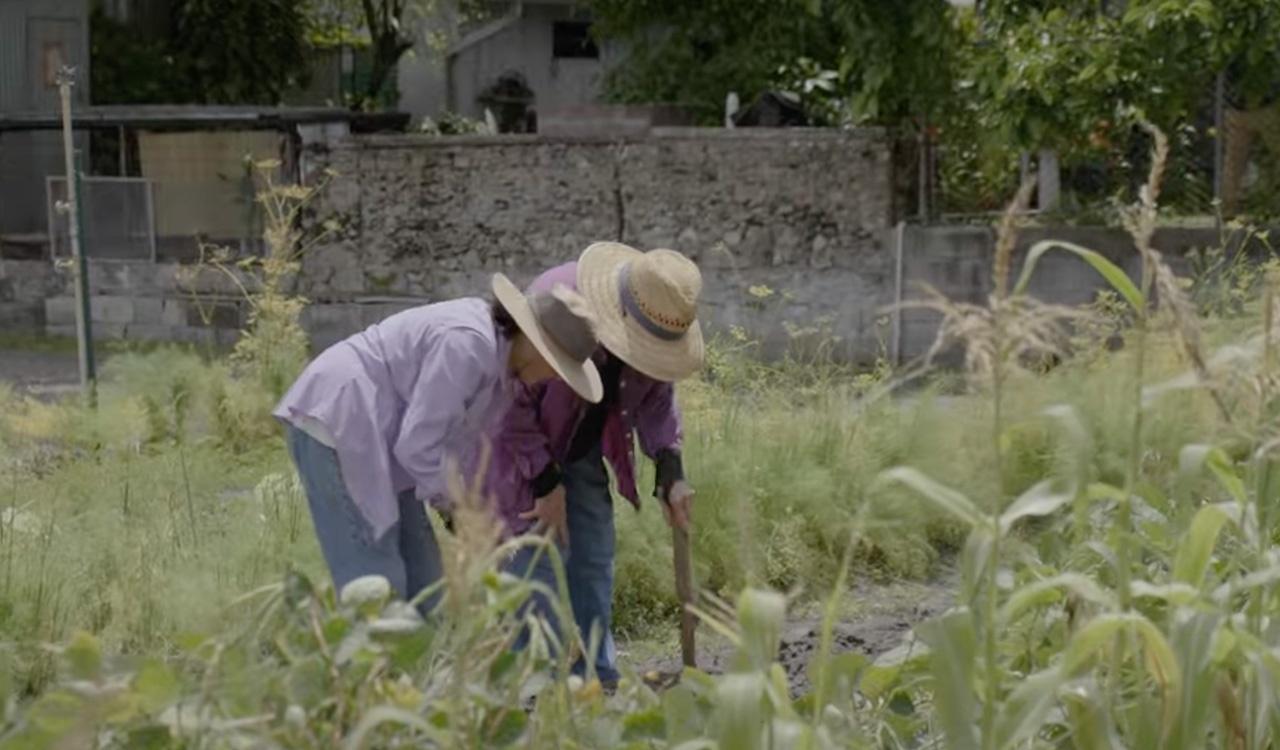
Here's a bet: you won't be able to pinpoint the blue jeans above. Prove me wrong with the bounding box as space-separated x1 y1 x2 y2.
286 425 443 614
506 445 618 683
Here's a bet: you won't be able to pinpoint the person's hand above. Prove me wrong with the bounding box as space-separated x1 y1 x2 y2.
520 484 569 545
662 480 694 532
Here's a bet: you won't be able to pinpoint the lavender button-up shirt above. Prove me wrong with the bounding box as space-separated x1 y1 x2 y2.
483 262 683 535
274 298 514 540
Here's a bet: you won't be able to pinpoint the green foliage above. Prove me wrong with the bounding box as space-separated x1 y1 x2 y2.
591 0 843 124
91 0 311 106
175 0 311 105
88 4 186 105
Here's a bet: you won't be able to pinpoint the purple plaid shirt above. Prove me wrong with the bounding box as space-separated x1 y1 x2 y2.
274 298 515 539
483 262 683 535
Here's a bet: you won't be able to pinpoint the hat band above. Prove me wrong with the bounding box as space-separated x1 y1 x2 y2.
618 264 687 342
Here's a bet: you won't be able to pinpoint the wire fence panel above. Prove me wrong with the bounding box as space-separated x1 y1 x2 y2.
46 176 156 261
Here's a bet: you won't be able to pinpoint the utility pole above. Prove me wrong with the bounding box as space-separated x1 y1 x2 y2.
56 66 96 405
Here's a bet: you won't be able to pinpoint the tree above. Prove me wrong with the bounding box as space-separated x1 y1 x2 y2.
91 0 311 105
175 0 312 105
589 0 958 127
590 0 843 124
306 0 500 110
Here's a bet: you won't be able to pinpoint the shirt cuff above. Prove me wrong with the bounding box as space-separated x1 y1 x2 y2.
653 448 685 501
531 462 562 498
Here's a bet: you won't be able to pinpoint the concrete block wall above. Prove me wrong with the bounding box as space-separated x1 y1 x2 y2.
893 224 1249 362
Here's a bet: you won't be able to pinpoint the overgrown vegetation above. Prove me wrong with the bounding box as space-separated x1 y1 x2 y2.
10 123 1280 744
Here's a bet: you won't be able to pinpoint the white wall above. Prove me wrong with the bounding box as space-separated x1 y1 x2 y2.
396 3 622 123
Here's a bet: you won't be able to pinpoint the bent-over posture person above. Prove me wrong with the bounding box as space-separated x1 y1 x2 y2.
487 243 705 684
274 274 603 611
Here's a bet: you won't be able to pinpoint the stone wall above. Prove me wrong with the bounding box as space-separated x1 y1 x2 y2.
298 127 895 355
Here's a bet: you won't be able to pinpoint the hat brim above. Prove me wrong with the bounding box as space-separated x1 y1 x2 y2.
576 242 705 383
492 273 604 403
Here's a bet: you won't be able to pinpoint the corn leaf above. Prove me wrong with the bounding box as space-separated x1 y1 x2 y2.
1178 445 1247 504
343 706 450 748
1171 502 1238 588
999 574 1117 624
876 467 988 529
995 666 1068 749
1130 581 1200 606
1164 612 1225 750
711 673 768 750
999 479 1076 533
918 609 980 750
1014 240 1143 311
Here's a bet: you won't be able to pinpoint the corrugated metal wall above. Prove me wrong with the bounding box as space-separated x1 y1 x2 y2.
0 2 28 112
0 0 90 112
0 0 90 236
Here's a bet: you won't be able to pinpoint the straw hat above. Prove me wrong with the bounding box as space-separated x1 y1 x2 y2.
576 242 705 382
491 273 604 403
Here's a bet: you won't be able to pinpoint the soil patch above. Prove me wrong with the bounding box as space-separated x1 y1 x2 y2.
632 568 955 695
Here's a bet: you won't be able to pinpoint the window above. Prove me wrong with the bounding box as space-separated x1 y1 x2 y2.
552 21 598 59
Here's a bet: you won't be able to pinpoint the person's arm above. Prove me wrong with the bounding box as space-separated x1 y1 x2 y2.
633 379 685 502
392 331 496 505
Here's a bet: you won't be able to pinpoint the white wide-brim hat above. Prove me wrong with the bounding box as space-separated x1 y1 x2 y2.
576 242 705 382
492 273 604 402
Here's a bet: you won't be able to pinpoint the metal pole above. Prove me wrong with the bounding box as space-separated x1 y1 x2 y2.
1213 71 1226 222
891 220 906 366
56 66 96 404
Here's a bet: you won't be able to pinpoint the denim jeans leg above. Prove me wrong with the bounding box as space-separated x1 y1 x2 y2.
505 541 567 656
286 425 413 598
396 489 445 615
563 446 619 684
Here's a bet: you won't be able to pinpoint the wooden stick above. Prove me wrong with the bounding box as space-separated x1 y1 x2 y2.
672 523 696 668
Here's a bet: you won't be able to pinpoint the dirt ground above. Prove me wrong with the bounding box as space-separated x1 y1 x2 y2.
630 567 956 695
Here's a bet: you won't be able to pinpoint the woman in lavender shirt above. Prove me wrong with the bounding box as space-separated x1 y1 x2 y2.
274 274 603 611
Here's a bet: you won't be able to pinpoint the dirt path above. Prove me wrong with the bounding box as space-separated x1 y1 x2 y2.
629 567 955 695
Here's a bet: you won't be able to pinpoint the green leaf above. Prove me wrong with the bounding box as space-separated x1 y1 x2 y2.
999 479 1076 533
663 685 709 745
343 706 449 749
861 638 929 700
65 631 102 682
1178 445 1247 504
734 589 787 672
1131 616 1183 730
1065 613 1181 714
484 708 528 747
1165 612 1224 750
1063 614 1132 675
995 666 1067 749
918 609 980 750
1130 580 1200 606
711 673 768 750
876 467 988 528
134 659 179 714
286 655 328 708
1000 573 1117 624
622 708 667 742
1171 502 1238 587
1014 240 1143 311
488 651 518 683
124 725 172 750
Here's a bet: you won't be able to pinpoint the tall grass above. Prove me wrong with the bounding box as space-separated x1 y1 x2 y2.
9 125 1280 746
